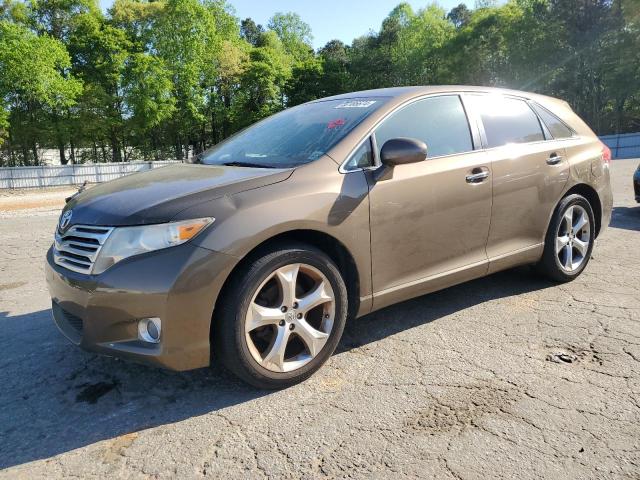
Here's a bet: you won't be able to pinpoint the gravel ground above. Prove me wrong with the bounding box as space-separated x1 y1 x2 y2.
0 160 638 479
0 186 78 216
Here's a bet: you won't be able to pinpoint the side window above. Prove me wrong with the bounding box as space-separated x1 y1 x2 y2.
343 137 373 171
531 103 574 139
472 95 545 148
374 95 473 158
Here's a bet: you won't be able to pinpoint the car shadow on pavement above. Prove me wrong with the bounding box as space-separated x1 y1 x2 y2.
0 267 554 469
338 266 555 353
609 206 640 232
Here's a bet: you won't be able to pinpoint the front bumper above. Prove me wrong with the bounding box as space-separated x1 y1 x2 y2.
634 169 640 203
46 243 237 371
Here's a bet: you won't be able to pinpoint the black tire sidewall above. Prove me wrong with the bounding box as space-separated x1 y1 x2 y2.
216 244 348 388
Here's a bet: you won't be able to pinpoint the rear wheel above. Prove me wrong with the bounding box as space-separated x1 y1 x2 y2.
214 243 348 389
538 194 595 282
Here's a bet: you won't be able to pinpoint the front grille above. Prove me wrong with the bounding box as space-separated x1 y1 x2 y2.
52 301 83 344
53 224 113 274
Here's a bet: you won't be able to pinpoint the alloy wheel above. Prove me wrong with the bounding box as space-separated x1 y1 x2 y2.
555 204 591 272
244 263 336 373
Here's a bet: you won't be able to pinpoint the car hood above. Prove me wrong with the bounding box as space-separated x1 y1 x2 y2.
62 164 293 227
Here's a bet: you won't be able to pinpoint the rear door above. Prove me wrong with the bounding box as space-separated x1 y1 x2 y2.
465 94 570 261
366 94 492 304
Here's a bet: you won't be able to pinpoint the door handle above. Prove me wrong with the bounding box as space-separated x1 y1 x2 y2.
547 154 563 165
466 168 490 184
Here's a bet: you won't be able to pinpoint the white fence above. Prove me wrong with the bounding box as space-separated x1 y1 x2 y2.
0 161 180 189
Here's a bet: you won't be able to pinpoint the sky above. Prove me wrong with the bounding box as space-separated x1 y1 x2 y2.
98 0 479 49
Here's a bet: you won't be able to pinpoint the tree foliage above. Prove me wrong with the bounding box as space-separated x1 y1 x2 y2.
0 0 638 165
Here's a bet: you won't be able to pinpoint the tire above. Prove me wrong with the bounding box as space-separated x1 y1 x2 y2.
538 194 596 282
213 242 348 389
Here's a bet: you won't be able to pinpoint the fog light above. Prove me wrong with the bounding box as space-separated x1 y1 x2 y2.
138 317 161 343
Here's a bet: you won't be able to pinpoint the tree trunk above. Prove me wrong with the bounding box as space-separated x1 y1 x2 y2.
70 139 76 164
7 129 15 166
100 142 108 163
151 130 160 161
175 134 183 161
110 129 122 163
58 143 68 165
32 142 39 165
52 107 68 165
211 109 218 144
121 131 128 162
4 140 13 167
615 97 626 134
223 93 232 139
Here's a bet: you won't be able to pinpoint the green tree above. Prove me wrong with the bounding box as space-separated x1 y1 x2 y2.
268 12 313 62
122 53 175 158
70 11 132 161
234 30 291 127
285 57 325 105
109 0 164 50
1 0 638 166
447 3 471 28
25 0 98 163
391 5 455 84
151 0 220 158
318 40 351 95
240 17 263 46
0 20 81 162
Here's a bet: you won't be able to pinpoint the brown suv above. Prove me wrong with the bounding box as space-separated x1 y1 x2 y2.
46 86 613 388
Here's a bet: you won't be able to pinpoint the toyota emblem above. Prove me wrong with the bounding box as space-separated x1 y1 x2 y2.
59 210 73 231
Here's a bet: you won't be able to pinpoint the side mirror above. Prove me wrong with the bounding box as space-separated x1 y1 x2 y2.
380 138 428 166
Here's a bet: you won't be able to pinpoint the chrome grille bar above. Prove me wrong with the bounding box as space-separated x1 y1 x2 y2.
53 225 114 274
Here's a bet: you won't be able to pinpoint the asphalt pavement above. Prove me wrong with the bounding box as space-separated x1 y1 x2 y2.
0 159 638 479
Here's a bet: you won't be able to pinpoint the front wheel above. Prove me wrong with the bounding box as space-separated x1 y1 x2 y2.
214 243 348 389
538 194 595 282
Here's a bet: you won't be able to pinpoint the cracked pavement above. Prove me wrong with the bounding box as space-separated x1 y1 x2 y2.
0 160 639 479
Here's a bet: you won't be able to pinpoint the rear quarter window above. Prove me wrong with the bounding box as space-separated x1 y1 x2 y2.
531 103 574 139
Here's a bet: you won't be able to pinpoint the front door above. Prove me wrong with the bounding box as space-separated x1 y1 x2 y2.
367 95 492 309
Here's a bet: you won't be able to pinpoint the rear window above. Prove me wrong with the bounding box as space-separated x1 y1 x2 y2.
531 103 574 139
199 98 385 168
471 95 545 148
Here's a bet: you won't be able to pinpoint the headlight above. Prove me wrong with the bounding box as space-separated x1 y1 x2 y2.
93 218 214 274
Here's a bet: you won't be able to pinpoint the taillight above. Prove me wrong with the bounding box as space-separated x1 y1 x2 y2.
600 141 612 164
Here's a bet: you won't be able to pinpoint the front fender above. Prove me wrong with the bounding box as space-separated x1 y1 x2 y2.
176 157 373 301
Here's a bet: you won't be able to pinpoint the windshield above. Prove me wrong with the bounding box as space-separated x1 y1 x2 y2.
199 98 385 168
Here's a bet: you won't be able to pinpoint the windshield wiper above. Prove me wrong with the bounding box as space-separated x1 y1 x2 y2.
221 161 276 169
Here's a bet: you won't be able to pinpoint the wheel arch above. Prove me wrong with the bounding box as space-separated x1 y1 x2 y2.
210 229 361 344
562 183 603 238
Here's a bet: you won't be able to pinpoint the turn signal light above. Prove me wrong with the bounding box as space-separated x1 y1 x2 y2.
178 220 211 241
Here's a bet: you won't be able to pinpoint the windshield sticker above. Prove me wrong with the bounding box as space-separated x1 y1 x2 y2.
327 118 346 129
334 100 377 109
